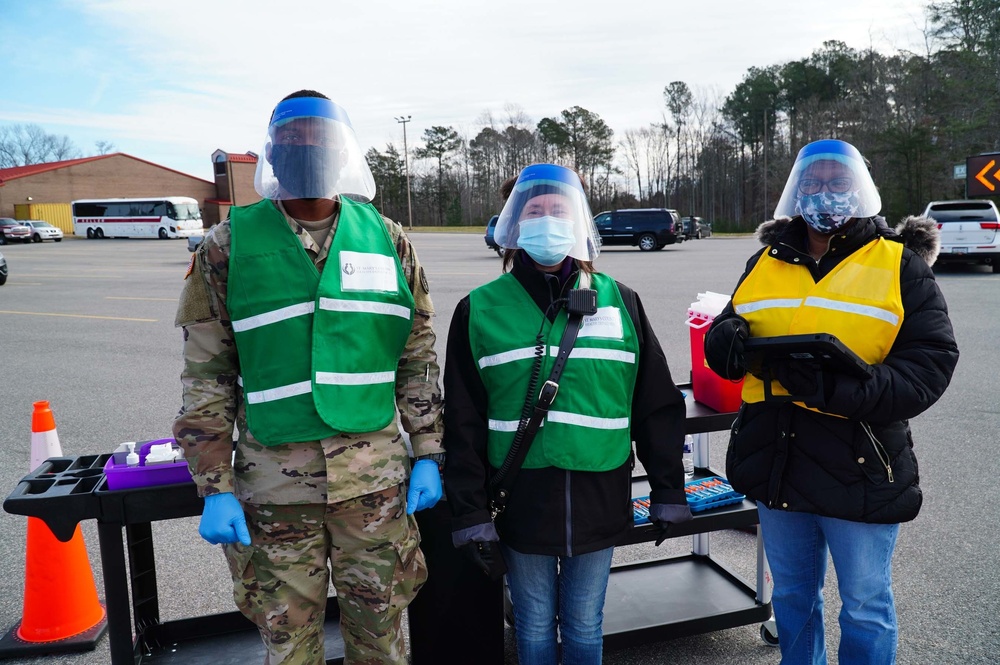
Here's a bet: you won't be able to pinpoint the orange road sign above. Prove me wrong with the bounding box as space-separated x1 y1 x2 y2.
967 154 1000 196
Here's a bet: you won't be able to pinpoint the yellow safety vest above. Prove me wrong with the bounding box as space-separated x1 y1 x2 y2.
733 238 904 412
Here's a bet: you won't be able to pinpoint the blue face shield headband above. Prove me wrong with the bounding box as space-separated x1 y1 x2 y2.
269 97 352 129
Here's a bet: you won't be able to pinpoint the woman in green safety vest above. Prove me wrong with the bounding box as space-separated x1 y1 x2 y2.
443 163 692 665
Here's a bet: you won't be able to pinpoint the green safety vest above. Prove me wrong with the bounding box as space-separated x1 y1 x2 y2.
470 272 639 471
228 198 414 445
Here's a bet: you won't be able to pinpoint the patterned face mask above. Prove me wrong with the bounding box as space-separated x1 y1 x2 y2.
795 191 860 233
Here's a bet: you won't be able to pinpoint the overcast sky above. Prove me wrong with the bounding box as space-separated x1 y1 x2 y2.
1 0 933 182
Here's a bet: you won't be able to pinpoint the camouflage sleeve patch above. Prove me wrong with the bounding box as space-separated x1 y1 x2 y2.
176 224 231 326
175 252 217 326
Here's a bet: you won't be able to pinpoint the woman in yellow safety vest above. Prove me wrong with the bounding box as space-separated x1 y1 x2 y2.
704 139 959 665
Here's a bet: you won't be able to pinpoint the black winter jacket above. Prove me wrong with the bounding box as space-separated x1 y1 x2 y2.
443 256 688 556
704 216 959 524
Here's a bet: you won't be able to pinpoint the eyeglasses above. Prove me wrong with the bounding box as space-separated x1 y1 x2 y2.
798 176 854 195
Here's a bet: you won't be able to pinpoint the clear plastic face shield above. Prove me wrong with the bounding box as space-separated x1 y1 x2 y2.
493 164 600 265
254 97 376 202
773 139 881 234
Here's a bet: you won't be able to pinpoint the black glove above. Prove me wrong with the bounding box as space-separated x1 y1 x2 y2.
648 503 694 547
461 540 508 581
704 317 749 380
652 521 673 547
773 360 828 406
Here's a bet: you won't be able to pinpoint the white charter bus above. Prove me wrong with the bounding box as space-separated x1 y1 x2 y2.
72 197 204 239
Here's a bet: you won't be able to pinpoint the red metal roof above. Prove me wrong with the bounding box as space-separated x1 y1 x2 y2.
0 155 108 181
0 153 214 185
227 153 258 163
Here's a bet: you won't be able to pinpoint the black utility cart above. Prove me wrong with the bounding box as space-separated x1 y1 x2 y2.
3 385 772 664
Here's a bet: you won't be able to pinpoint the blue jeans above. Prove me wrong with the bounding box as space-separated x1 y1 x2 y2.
502 546 615 665
756 504 900 665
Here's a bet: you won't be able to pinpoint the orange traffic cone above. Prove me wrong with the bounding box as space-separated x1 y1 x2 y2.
29 400 63 471
0 401 107 656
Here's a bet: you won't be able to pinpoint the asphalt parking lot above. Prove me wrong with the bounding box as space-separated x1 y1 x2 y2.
0 233 996 664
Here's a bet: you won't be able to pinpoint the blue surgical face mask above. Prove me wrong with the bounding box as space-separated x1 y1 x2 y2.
795 191 860 233
517 216 577 266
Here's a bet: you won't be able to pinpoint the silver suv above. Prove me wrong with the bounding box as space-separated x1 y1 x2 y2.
922 200 1000 273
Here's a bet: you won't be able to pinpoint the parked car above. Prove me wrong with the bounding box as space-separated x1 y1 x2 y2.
680 216 712 239
674 220 688 241
0 250 7 285
593 208 680 251
19 220 63 243
187 234 203 253
922 199 1000 273
484 214 501 256
0 218 31 245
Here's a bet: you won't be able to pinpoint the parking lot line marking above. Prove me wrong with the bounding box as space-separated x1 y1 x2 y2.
0 310 157 322
105 297 178 302
16 273 127 279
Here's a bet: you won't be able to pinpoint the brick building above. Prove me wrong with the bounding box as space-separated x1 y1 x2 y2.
207 149 261 224
0 150 261 231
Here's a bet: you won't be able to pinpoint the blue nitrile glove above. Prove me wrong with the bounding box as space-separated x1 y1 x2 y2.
406 459 442 514
199 492 251 546
649 502 693 547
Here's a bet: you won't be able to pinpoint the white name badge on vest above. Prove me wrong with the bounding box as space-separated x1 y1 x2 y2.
340 251 398 293
579 306 623 340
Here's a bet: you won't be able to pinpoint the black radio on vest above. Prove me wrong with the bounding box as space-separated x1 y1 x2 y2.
567 288 597 316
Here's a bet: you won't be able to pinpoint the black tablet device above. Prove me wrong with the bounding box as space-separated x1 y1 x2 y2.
743 333 875 381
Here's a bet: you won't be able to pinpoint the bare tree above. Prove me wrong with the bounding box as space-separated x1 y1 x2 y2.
664 81 694 211
0 124 81 168
620 128 648 202
95 140 116 155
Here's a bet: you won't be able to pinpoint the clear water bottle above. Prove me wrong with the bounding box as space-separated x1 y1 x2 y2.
682 435 695 479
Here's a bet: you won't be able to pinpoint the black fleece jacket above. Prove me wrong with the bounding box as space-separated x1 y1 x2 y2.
705 215 959 523
443 256 687 556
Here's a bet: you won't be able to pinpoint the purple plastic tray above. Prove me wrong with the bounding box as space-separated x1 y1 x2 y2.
103 438 193 491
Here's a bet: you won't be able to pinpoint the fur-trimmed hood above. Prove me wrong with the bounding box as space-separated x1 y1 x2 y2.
755 216 941 266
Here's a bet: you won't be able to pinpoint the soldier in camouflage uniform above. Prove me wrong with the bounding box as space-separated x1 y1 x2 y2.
173 90 445 665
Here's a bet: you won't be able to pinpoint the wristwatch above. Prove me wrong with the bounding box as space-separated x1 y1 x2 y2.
415 452 446 472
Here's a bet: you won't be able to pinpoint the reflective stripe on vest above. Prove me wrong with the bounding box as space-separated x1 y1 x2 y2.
228 198 414 445
470 272 638 471
733 238 904 412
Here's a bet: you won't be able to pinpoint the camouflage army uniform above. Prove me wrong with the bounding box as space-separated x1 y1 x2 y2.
173 199 443 665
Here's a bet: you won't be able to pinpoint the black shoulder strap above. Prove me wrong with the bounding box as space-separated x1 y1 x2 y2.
489 273 591 518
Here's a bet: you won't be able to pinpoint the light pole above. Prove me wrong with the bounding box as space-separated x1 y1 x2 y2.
395 115 413 230
763 108 768 222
